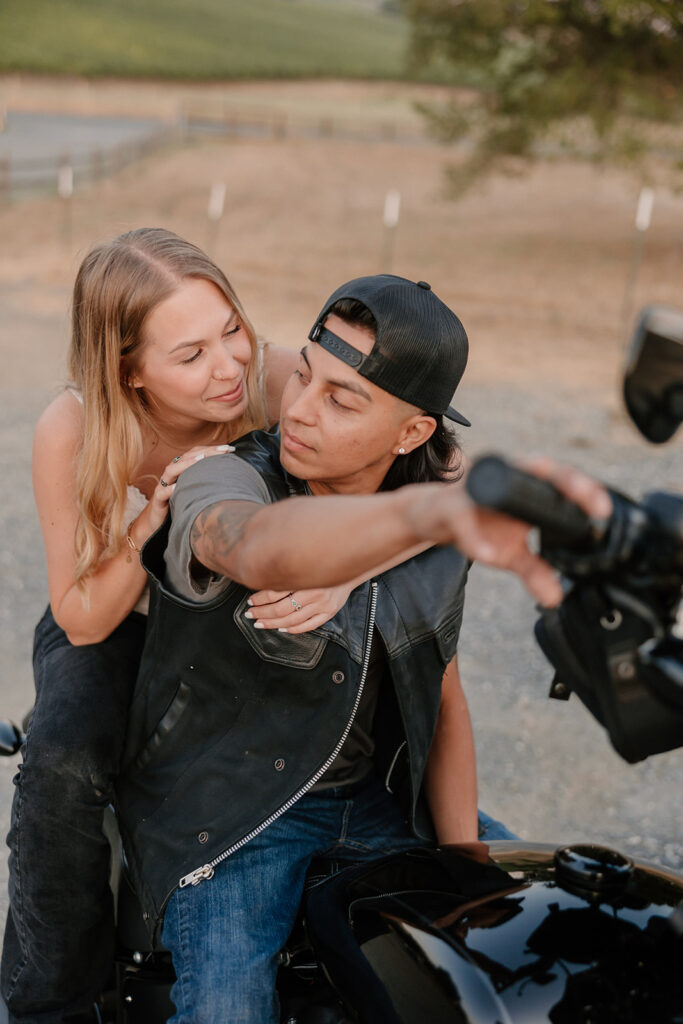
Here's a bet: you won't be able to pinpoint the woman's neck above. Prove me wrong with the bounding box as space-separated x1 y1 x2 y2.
143 414 230 453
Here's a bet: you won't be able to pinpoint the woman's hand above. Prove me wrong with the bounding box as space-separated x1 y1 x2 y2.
131 444 235 543
245 583 355 634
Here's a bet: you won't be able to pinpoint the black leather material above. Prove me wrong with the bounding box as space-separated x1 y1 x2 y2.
116 427 468 937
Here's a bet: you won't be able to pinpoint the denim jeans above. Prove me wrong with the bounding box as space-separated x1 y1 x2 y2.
161 772 517 1024
1 606 146 1024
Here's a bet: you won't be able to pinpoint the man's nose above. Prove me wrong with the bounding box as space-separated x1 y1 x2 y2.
286 384 319 424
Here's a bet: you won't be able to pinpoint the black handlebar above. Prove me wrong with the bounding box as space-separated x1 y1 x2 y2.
465 455 595 546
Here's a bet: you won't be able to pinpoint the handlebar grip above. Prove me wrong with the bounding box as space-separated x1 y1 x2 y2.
466 455 593 546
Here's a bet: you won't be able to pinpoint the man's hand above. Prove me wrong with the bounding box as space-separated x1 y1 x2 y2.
433 457 613 607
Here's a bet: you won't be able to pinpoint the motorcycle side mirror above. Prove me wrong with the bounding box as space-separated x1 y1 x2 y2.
0 719 24 756
623 305 683 443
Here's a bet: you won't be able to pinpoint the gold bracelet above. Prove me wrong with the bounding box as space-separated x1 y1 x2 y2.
126 520 142 563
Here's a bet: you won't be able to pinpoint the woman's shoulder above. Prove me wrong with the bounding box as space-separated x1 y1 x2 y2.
261 343 298 375
260 344 298 425
34 388 83 454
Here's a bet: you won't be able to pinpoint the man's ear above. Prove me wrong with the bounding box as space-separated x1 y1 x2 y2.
394 414 437 456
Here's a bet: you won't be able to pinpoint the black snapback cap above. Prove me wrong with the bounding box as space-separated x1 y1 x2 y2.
308 274 470 426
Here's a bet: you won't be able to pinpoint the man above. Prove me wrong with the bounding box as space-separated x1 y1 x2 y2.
116 275 594 1022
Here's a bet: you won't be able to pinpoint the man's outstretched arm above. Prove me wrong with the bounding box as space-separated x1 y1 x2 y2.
189 461 612 605
189 488 437 593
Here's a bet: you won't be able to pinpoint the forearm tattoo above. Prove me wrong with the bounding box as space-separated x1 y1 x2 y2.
190 501 261 575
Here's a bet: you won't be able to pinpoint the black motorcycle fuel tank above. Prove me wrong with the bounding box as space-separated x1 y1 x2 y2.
305 842 683 1023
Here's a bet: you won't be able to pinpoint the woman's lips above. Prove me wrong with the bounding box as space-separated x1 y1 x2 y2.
208 381 244 404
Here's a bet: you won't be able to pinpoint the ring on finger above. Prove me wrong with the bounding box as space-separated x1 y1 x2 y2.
289 595 303 612
172 455 181 463
160 477 169 488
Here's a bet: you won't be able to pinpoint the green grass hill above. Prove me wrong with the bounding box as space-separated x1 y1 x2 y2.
0 0 434 81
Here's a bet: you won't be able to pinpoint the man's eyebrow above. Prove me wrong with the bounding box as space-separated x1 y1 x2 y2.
168 310 237 354
300 344 372 402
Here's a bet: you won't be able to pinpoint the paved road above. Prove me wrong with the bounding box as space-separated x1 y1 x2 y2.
0 111 167 190
0 298 681 945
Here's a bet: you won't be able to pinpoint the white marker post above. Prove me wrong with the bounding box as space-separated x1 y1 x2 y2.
380 189 401 273
207 182 227 253
621 186 655 338
58 158 74 251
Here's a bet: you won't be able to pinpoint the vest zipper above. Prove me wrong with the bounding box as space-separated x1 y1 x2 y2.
178 580 379 889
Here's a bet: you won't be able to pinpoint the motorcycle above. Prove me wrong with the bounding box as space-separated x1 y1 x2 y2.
0 305 681 1022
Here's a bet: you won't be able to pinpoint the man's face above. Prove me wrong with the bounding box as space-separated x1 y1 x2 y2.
279 314 426 495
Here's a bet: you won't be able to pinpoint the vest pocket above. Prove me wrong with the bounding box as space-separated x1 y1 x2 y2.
233 593 328 668
135 679 193 772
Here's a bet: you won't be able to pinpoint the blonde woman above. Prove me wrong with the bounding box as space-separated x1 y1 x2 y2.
1 228 341 1022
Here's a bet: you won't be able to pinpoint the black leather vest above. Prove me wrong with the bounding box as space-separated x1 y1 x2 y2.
116 427 469 936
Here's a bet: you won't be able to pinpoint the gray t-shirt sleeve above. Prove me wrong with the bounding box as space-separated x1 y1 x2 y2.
164 453 272 603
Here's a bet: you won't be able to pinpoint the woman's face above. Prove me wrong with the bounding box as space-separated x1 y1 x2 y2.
130 278 253 429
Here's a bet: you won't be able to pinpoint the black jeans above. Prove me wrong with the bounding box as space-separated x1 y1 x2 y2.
1 606 146 1023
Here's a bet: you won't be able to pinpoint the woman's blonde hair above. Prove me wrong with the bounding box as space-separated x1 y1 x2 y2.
69 227 266 587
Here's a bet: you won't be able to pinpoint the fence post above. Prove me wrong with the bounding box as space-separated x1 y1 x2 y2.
621 186 655 339
58 154 74 251
379 189 401 273
0 158 9 205
206 182 227 253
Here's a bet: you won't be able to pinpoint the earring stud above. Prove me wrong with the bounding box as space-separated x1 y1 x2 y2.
398 447 406 454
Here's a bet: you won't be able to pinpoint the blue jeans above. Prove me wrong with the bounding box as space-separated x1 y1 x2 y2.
1 606 146 1023
161 773 516 1024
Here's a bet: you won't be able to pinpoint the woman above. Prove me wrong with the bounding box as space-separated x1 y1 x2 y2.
1 228 349 1022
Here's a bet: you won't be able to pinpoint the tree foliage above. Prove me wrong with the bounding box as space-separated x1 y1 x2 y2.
402 0 683 193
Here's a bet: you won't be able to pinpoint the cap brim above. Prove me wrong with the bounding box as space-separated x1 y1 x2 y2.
445 405 471 427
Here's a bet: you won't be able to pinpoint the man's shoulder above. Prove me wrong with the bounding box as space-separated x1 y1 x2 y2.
232 425 282 479
232 425 306 500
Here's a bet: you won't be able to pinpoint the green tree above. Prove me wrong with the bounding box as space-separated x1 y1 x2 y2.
402 0 683 193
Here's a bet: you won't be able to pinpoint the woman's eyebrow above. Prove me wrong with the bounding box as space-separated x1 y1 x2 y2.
168 311 238 354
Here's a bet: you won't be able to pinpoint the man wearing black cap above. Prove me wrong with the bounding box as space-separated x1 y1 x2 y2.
116 275 532 1022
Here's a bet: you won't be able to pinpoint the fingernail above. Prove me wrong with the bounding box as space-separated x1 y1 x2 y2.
194 453 205 462
217 444 235 452
278 628 289 634
253 621 264 629
247 597 253 606
244 610 253 619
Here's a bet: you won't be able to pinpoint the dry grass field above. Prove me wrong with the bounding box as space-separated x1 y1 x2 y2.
1 78 681 401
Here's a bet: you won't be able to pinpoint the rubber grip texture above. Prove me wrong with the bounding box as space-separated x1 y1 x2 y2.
466 455 592 545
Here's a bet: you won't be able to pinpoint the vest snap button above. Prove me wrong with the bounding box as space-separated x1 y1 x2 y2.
274 758 285 771
332 670 345 684
198 831 209 844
